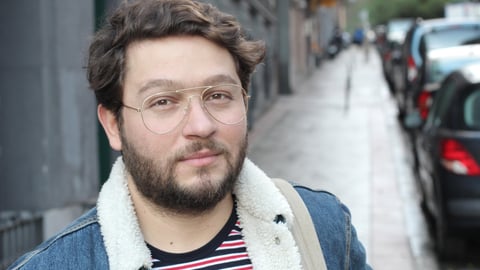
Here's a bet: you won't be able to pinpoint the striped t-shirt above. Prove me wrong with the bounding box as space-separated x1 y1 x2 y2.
148 208 253 270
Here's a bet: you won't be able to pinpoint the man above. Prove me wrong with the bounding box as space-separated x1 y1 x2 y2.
9 0 371 269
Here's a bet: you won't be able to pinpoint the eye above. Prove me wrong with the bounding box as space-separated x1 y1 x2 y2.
208 92 232 101
204 87 235 104
144 95 178 111
153 98 171 106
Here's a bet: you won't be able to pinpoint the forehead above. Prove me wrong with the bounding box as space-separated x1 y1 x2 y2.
124 36 240 97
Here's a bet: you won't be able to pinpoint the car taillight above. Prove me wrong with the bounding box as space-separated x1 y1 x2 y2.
417 90 432 120
441 139 480 175
407 56 417 82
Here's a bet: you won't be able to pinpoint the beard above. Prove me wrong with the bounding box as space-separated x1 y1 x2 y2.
120 130 247 215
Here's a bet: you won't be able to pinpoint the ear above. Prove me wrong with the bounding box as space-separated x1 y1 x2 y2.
97 104 122 151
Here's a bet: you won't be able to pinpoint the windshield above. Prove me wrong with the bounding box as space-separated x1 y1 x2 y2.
389 20 413 32
387 20 413 42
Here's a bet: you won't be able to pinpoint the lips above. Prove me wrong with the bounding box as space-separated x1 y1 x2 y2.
180 149 221 167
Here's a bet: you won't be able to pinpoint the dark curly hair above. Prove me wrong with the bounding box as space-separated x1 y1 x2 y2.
87 0 266 118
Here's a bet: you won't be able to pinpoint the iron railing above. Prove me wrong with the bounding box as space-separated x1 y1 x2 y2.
0 212 43 270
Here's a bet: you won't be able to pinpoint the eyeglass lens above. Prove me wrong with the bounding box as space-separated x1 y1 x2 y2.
140 85 247 134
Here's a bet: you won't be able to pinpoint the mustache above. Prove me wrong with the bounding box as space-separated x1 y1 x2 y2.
174 140 228 160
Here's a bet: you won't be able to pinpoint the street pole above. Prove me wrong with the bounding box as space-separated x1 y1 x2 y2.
277 0 293 95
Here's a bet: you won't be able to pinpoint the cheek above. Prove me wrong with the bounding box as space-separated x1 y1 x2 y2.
222 122 248 146
142 134 175 154
122 119 173 155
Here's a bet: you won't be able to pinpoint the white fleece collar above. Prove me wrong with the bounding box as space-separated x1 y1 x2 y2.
96 158 151 269
96 157 302 270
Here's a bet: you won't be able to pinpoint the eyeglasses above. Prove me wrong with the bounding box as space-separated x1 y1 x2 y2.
122 84 249 135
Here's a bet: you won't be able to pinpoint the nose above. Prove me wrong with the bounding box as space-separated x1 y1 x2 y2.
181 95 217 138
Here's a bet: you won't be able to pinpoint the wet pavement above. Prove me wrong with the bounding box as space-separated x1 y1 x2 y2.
247 46 439 269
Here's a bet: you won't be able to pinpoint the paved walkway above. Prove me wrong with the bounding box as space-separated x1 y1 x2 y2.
247 47 430 269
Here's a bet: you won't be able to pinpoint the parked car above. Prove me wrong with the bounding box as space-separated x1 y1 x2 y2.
404 44 480 129
380 18 415 94
412 63 480 259
374 24 386 52
394 18 480 119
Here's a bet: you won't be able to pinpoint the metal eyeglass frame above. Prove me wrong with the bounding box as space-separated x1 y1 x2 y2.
121 84 250 135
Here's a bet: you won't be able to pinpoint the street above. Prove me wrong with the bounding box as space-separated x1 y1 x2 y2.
247 45 480 269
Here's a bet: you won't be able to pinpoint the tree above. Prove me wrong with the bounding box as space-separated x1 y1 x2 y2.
365 0 456 26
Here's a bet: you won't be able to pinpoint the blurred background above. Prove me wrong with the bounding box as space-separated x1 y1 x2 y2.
1 0 480 269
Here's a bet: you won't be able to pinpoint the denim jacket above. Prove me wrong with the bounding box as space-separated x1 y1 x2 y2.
9 158 371 270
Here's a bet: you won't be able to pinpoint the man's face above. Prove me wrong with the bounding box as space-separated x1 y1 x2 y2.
114 36 248 214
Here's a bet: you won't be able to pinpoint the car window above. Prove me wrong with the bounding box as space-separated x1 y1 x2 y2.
463 87 480 129
424 27 480 50
425 78 457 128
427 57 480 84
412 24 480 66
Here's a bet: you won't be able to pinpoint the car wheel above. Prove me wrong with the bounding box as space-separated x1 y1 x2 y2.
418 186 434 227
384 76 395 95
396 102 406 127
435 211 465 260
397 110 406 128
415 172 435 232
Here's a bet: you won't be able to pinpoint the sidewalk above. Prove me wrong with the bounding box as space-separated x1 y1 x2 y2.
248 47 419 269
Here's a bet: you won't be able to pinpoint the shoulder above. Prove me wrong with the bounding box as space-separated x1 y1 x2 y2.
292 184 353 242
293 185 351 219
293 184 371 270
8 208 108 270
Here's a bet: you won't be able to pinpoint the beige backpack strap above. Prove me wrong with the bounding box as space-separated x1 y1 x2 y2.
272 178 328 270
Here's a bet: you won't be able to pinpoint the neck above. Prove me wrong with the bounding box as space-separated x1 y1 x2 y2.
128 178 234 253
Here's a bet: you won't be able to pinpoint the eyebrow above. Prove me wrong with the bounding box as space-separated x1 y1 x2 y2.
137 74 240 96
137 79 176 96
202 74 239 86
